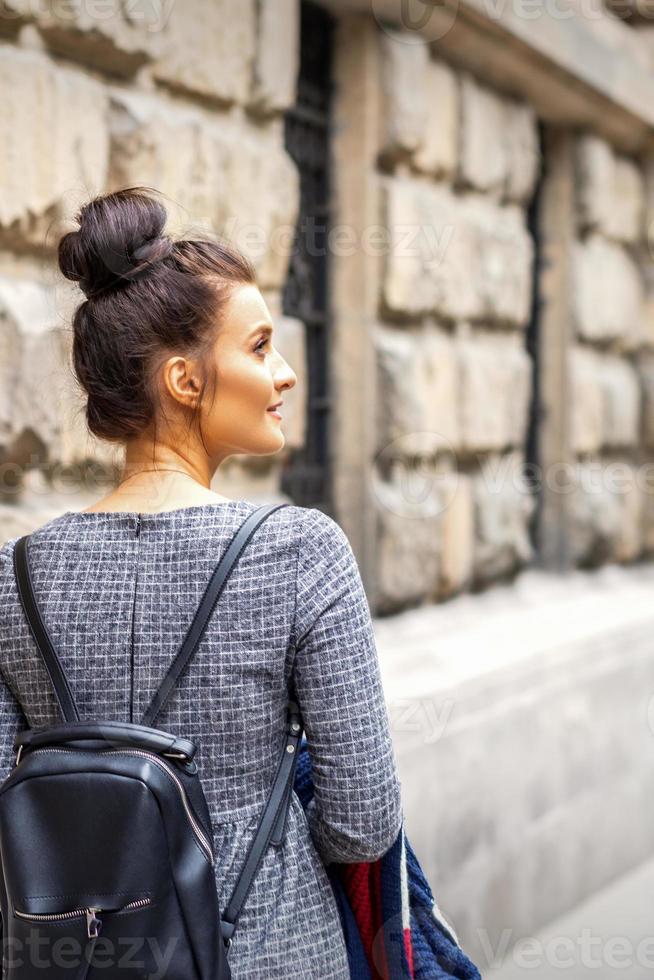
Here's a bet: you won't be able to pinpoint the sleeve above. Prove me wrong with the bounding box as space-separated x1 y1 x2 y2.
290 507 403 865
0 673 25 782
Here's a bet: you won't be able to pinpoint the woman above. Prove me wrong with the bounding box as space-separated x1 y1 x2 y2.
0 186 403 978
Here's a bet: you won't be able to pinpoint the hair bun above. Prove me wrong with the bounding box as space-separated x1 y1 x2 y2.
58 186 173 301
131 237 174 268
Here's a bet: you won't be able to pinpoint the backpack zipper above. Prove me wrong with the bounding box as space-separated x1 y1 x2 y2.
15 896 151 938
103 748 214 864
24 747 214 865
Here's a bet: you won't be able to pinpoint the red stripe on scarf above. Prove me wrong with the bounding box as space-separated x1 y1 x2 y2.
339 860 389 979
404 925 414 976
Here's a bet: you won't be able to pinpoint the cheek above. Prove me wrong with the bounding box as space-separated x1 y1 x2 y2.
218 356 271 407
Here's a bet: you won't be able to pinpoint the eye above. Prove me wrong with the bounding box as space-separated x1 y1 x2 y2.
254 336 270 355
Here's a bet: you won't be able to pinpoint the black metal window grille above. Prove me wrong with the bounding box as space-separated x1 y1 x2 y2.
281 0 334 515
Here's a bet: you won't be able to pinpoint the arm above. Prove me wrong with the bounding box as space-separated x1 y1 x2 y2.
291 507 403 865
0 540 28 781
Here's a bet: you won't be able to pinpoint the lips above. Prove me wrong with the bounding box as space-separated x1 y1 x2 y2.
267 401 283 411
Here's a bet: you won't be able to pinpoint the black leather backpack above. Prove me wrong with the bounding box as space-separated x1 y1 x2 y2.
0 502 303 979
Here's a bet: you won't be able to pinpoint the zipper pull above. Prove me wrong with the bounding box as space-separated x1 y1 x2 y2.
80 909 103 980
85 907 102 938
135 514 141 537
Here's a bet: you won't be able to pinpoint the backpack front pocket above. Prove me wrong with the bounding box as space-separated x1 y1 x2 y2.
14 894 153 935
8 895 155 979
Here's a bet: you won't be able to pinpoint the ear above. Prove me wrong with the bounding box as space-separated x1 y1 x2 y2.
162 355 202 408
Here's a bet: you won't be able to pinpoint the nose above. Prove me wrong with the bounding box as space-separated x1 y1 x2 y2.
273 353 297 394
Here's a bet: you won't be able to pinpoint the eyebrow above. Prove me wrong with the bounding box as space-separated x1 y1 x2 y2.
249 322 273 338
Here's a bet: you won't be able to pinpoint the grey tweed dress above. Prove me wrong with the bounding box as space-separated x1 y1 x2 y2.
0 500 404 979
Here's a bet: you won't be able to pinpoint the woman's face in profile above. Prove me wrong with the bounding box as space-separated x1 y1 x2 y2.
204 283 298 459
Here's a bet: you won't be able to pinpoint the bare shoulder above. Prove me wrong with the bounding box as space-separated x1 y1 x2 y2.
80 489 235 512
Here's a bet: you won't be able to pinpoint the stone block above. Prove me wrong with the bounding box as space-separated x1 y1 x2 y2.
569 460 643 565
0 48 109 242
378 27 429 165
0 277 127 474
569 461 620 566
152 0 256 106
0 278 62 452
504 99 540 205
642 464 654 555
414 58 459 180
380 49 534 196
614 467 645 563
459 71 508 195
375 327 417 452
639 353 654 449
250 0 299 115
375 325 460 454
14 0 169 76
473 451 535 584
575 133 615 236
572 234 643 343
0 0 25 36
598 355 640 449
374 482 441 612
438 472 474 597
641 281 654 349
643 152 654 251
569 345 603 455
108 90 299 290
0 276 115 476
0 299 21 444
575 133 644 244
382 179 533 326
457 335 532 453
613 156 645 244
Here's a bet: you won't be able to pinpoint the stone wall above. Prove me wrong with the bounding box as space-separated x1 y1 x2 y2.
1 1 654 613
361 22 654 611
0 0 306 538
371 32 540 611
567 132 654 566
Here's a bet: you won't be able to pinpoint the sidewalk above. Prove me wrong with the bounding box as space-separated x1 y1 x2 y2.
485 856 654 979
372 560 654 969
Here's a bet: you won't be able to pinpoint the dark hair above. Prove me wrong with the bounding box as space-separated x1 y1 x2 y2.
58 185 256 445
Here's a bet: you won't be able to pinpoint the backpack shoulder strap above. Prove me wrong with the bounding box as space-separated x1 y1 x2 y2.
12 502 291 727
14 501 304 949
220 696 303 948
141 502 290 728
13 535 81 722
